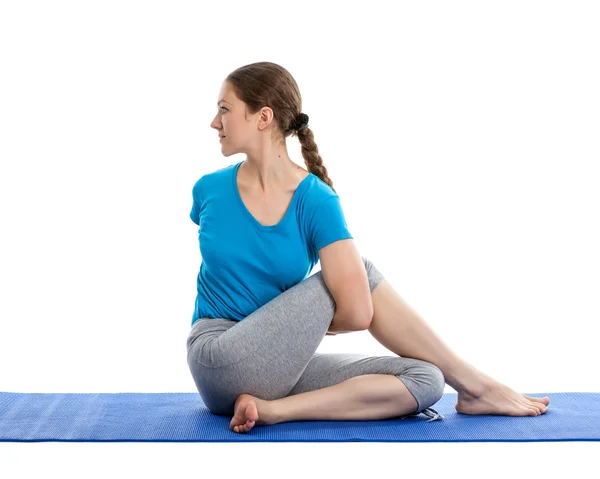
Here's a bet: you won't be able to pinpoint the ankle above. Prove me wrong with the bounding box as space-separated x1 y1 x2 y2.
446 360 492 396
258 398 281 426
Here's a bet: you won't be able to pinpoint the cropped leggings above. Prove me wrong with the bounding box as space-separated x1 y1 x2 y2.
186 256 445 422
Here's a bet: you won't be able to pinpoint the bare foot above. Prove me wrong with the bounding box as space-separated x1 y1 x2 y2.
229 393 275 434
456 377 550 416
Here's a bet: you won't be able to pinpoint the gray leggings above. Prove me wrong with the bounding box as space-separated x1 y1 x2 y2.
186 256 445 421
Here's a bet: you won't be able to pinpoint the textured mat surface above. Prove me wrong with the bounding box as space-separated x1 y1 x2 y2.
1 391 598 442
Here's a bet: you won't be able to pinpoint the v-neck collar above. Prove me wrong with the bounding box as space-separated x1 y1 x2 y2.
231 161 313 233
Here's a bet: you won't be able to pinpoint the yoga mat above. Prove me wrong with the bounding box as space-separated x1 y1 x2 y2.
1 391 598 443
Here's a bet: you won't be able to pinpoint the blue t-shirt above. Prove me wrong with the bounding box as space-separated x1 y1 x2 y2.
189 160 353 327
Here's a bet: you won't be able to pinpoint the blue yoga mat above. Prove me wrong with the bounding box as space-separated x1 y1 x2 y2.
1 391 598 442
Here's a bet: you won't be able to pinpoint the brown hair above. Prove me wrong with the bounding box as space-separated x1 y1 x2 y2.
225 61 336 193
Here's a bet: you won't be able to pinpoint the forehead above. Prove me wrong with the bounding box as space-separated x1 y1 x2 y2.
217 84 235 105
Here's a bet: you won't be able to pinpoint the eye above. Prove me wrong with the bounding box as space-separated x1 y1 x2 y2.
220 106 228 113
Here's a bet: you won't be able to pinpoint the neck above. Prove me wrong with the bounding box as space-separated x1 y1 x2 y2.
240 156 301 193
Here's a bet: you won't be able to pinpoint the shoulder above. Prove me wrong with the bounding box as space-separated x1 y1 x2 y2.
193 162 238 190
304 173 338 210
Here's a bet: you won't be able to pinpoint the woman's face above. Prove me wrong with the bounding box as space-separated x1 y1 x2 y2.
210 81 276 156
210 82 250 156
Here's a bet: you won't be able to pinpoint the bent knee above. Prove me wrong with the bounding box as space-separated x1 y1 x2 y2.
361 255 373 271
428 364 446 398
419 363 446 405
360 255 385 293
405 361 446 409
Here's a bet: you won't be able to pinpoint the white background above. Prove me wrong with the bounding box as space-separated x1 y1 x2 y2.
1 0 599 476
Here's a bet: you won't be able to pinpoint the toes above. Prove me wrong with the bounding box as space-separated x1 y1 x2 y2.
525 397 549 414
528 401 542 413
529 403 548 415
230 417 243 429
230 416 246 432
232 420 256 434
526 395 550 405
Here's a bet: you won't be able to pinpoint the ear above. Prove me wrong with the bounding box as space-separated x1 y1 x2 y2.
258 106 275 130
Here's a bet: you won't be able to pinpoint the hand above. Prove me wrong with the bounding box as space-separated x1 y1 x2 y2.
325 331 338 336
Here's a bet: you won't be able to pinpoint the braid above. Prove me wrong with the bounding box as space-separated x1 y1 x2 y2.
295 127 335 193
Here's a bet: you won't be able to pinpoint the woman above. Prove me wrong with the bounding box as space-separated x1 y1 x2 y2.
186 61 550 434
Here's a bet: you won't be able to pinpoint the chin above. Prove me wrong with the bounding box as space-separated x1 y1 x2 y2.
220 144 238 156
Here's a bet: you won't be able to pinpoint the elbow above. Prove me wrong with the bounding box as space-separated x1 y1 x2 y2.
331 303 373 332
357 304 374 331
346 303 374 331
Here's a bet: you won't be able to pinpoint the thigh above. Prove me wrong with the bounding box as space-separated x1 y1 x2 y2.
186 256 386 415
187 270 338 415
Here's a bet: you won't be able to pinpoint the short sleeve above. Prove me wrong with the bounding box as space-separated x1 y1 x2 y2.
308 196 353 254
190 178 203 226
